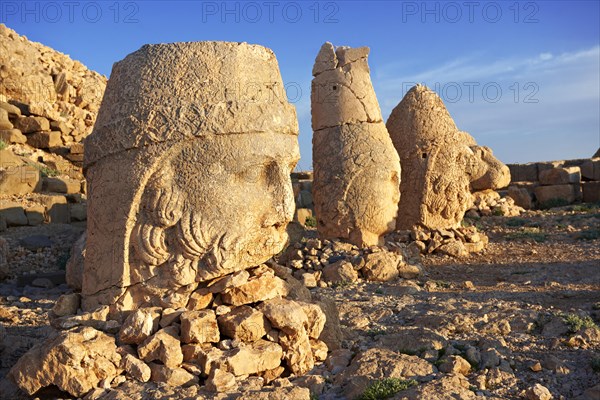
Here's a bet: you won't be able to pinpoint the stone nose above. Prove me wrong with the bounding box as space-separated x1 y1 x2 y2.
262 164 295 228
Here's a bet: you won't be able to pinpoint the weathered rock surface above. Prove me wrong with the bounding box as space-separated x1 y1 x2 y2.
0 23 106 147
311 42 401 246
82 41 299 313
9 327 121 397
386 85 510 230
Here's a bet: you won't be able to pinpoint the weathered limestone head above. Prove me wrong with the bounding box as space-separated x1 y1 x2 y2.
386 85 509 230
83 42 299 312
311 43 401 246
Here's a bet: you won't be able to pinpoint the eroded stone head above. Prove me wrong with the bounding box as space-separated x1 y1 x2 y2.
82 42 299 312
311 42 401 246
386 85 509 230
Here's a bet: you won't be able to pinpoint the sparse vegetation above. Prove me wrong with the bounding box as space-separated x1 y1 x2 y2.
591 357 600 372
357 378 417 400
304 215 317 228
505 217 528 227
27 162 60 177
505 227 547 243
0 139 7 150
561 313 597 333
576 229 600 240
539 198 570 210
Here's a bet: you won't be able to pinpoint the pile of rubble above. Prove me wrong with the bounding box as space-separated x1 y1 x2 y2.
466 190 525 218
280 238 422 288
10 263 335 397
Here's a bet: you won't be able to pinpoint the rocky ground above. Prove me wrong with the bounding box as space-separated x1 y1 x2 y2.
0 205 598 399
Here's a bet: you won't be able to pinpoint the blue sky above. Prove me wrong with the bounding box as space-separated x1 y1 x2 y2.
2 0 599 169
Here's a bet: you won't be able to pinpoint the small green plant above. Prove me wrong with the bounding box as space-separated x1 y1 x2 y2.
592 302 600 311
366 328 387 337
304 215 317 228
591 357 600 372
310 393 320 400
492 208 504 216
27 162 60 177
358 378 417 400
539 198 570 210
505 217 528 227
332 280 354 289
561 313 597 333
0 139 7 150
577 229 600 241
505 227 547 243
570 203 600 212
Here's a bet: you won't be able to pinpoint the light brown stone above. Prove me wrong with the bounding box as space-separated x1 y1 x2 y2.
217 305 270 342
149 363 198 387
122 353 151 382
361 250 402 282
0 108 13 130
44 176 81 193
581 159 600 181
525 383 553 400
259 298 308 336
13 116 50 133
0 101 21 117
438 355 471 375
0 200 28 226
539 166 581 185
534 184 581 205
0 129 26 144
52 293 81 317
280 331 314 375
322 260 358 285
119 307 161 345
180 309 220 344
205 368 237 392
9 327 121 397
221 273 287 306
311 42 400 247
508 185 533 209
186 289 213 310
0 150 41 195
137 326 183 368
299 302 327 339
225 339 283 376
81 42 299 313
386 85 509 230
26 130 62 148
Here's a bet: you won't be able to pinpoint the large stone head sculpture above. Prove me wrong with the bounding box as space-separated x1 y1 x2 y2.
311 43 401 247
83 42 299 312
386 85 509 230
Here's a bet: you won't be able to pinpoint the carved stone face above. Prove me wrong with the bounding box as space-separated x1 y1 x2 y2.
131 133 300 291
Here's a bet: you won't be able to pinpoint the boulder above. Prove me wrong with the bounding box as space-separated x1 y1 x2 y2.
0 150 41 195
508 185 533 209
119 308 161 345
26 130 62 148
322 260 358 284
221 273 287 306
534 184 581 206
137 326 183 368
583 182 600 203
12 116 50 133
539 167 581 185
180 310 220 344
311 42 401 247
217 305 270 342
225 339 283 376
0 129 26 144
9 327 121 397
361 250 402 282
81 41 299 313
0 200 28 226
44 176 81 193
0 108 13 130
581 159 600 181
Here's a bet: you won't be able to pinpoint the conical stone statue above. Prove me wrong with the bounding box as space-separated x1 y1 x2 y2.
83 42 300 312
310 42 401 247
386 84 510 230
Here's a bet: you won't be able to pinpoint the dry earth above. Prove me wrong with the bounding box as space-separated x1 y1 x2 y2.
0 205 598 399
